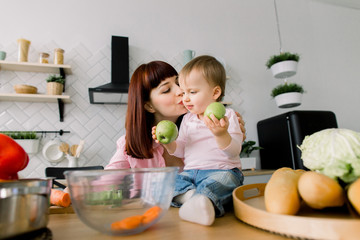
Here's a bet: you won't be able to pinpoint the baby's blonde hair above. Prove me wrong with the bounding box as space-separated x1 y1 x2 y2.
180 55 226 101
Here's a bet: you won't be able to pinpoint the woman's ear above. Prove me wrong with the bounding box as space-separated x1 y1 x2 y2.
212 86 222 100
144 102 156 113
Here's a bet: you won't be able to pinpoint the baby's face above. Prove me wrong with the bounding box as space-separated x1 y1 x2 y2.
179 69 218 116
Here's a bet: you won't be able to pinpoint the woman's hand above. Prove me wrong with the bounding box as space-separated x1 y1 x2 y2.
151 126 159 143
152 126 177 154
235 112 246 141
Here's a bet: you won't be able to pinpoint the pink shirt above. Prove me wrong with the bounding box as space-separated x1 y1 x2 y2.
172 108 243 170
105 135 166 169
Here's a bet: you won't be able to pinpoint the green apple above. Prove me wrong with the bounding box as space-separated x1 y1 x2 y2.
204 102 226 120
156 120 178 144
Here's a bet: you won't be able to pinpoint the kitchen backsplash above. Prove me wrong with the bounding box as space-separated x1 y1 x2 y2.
0 41 242 178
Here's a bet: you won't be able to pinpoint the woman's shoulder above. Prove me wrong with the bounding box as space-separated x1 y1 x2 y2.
116 135 126 147
113 135 128 156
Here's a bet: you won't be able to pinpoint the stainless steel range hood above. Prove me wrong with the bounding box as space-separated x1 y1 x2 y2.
89 36 129 104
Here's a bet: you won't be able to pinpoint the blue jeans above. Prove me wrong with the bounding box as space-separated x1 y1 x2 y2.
171 168 244 217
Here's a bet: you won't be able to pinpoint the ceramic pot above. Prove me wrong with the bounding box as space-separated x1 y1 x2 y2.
15 139 40 154
274 92 302 108
270 60 298 79
66 155 79 167
240 157 256 170
46 82 63 95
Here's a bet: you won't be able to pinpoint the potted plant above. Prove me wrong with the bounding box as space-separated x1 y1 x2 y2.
266 52 300 79
271 82 305 108
240 140 263 170
2 131 40 154
46 75 65 95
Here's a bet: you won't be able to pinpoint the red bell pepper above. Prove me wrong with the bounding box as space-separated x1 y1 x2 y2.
0 133 29 180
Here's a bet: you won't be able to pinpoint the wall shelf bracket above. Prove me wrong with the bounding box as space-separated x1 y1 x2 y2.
59 67 66 92
58 98 65 122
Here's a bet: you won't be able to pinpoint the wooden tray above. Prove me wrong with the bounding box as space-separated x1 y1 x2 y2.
233 183 360 240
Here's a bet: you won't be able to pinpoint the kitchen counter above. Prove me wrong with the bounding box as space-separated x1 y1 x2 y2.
48 207 290 240
242 169 275 176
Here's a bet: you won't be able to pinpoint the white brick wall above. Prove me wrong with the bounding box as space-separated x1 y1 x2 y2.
0 42 242 178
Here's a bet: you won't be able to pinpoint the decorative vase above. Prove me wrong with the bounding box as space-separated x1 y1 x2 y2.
270 60 298 79
46 82 63 95
274 92 302 108
15 139 40 154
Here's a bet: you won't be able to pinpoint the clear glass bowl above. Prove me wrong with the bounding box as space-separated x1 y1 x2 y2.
64 167 179 236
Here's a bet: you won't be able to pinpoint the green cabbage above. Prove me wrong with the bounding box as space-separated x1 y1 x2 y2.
298 128 360 183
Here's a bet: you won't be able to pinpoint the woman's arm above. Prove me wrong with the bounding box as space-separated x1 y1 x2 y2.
105 135 131 169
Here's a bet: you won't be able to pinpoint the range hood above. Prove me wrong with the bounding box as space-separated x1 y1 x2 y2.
89 36 129 104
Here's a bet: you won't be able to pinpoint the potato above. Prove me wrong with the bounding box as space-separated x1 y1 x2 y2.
348 178 360 214
298 171 345 209
264 167 305 215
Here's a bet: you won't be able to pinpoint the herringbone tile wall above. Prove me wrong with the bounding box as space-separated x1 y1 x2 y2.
0 42 242 178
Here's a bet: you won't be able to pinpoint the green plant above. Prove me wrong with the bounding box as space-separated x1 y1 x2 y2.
266 52 300 69
271 83 304 98
241 140 263 157
46 75 65 85
1 131 38 139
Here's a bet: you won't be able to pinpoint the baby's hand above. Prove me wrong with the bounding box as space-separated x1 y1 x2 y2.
235 111 246 141
204 114 229 136
152 126 159 143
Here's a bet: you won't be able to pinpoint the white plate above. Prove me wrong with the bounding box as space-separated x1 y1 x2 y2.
42 139 64 163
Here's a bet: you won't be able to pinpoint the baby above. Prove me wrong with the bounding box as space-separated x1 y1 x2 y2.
153 55 244 226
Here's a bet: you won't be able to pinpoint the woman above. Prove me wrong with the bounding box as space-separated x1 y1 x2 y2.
105 61 245 170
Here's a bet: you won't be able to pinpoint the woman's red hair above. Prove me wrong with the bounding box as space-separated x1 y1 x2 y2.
125 61 178 159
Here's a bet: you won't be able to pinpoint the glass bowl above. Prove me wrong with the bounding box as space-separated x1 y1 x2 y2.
64 167 178 236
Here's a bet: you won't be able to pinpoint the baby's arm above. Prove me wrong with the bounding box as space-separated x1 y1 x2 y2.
203 114 232 150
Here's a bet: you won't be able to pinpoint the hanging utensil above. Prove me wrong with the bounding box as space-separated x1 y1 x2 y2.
75 140 84 158
70 144 78 156
59 142 69 155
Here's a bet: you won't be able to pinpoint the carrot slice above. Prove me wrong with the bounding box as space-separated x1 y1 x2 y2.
143 206 162 216
111 206 162 230
50 189 71 207
111 215 144 230
142 206 162 224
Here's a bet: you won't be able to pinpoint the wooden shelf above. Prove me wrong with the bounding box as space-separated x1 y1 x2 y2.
0 93 71 103
0 60 72 75
0 93 71 122
0 61 72 122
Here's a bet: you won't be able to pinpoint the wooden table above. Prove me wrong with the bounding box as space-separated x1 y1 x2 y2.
48 207 290 240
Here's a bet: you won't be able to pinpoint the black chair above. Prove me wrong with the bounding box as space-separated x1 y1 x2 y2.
45 166 104 189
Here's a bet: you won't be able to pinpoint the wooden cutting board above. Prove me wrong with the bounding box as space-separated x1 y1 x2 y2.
49 205 74 214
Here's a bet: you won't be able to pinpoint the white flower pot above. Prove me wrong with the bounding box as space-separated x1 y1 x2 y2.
15 139 40 154
274 92 302 108
240 157 256 170
270 60 298 79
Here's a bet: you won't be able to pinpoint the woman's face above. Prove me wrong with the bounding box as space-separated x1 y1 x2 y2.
147 76 188 124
